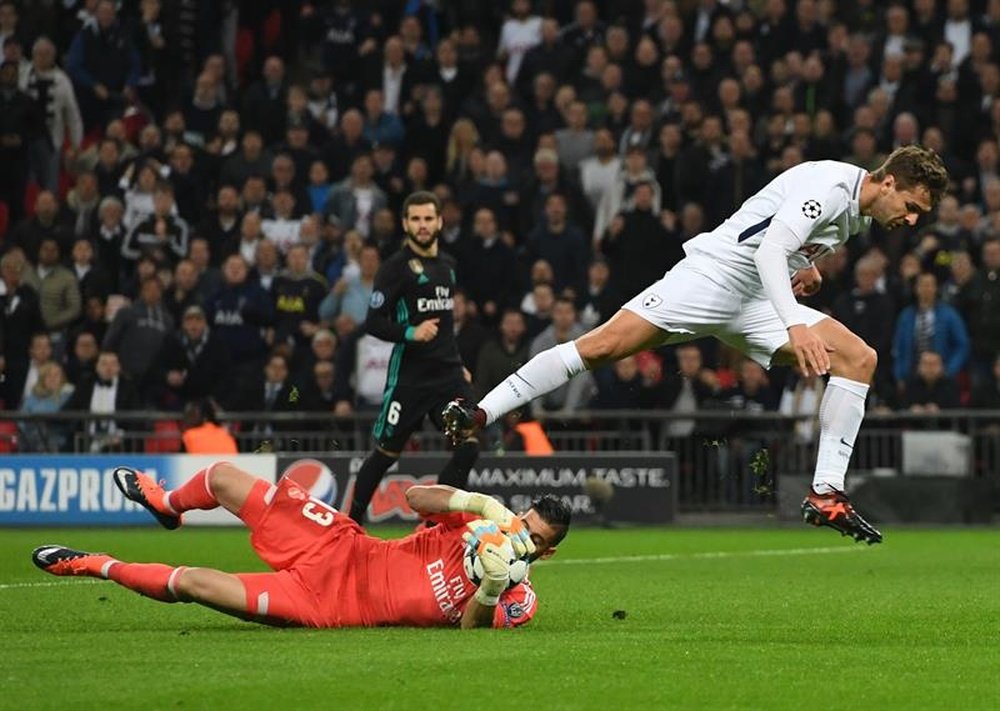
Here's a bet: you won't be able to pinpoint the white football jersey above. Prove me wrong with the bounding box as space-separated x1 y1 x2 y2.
683 161 870 293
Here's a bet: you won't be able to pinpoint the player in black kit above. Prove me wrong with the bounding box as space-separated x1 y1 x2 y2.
347 191 479 524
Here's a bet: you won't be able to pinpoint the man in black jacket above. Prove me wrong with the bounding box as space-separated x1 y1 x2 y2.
65 0 139 131
150 305 231 409
63 351 142 452
348 191 479 525
0 59 44 225
0 250 44 407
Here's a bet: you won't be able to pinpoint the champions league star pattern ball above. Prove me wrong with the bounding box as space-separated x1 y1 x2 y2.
463 521 529 590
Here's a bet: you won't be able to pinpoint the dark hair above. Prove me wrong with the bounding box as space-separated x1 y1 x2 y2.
531 494 571 545
402 190 441 218
871 145 949 206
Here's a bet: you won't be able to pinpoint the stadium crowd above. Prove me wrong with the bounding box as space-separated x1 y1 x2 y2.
1 0 1000 453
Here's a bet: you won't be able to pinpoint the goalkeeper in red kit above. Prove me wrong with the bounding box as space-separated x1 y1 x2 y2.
31 463 570 629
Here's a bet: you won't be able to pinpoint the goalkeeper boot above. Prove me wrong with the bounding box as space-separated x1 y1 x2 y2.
801 488 882 545
32 545 115 578
442 398 485 446
112 466 181 530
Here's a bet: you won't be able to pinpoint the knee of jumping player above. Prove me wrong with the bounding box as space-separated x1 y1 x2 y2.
575 333 615 367
833 339 877 381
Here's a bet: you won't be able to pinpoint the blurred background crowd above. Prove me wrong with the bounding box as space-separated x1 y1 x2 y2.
1 0 999 453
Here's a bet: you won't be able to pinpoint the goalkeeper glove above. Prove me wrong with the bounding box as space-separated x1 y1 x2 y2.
448 490 536 559
463 521 511 606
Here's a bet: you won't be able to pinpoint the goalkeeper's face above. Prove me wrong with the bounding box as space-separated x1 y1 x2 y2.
519 509 562 563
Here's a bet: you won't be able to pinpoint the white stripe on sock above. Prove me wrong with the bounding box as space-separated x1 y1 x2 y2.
99 560 118 579
166 566 186 599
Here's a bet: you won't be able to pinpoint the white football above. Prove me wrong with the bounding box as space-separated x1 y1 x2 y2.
463 533 529 590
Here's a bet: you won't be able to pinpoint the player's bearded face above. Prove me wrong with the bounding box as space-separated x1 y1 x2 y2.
405 211 442 248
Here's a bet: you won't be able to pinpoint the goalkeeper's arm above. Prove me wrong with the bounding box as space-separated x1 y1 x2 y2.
460 532 511 630
405 485 535 558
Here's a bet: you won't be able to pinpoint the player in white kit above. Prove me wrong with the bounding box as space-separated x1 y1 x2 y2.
444 145 949 544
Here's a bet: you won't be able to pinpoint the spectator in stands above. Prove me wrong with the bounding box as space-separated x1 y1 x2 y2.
528 296 594 417
63 350 141 452
594 142 660 244
65 171 102 241
71 237 112 302
197 186 242 261
453 289 488 376
832 256 897 400
661 343 720 438
300 360 339 416
21 36 83 192
9 191 72 263
20 363 74 452
163 258 201 326
970 354 1000 409
250 239 281 294
967 239 1000 384
901 350 961 413
601 180 683 302
152 305 230 410
165 142 204 226
458 207 519 320
241 56 287 146
324 153 388 238
272 244 326 353
23 238 81 340
207 255 273 389
576 256 621 329
122 181 190 266
17 332 54 410
361 88 404 148
0 250 43 405
66 0 139 131
524 192 590 295
579 128 621 214
555 100 594 173
892 272 971 386
474 308 529 402
591 354 669 410
0 58 42 225
92 196 126 285
322 109 370 184
65 330 99 386
219 130 271 189
261 190 304 253
103 275 173 387
518 147 593 242
188 237 221 302
319 242 379 327
121 163 160 231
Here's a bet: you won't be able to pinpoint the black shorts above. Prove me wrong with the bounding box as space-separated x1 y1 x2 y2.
371 377 472 452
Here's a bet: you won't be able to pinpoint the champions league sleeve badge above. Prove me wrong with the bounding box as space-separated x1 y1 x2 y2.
801 199 822 219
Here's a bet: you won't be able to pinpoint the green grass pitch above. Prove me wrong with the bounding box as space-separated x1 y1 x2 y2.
1 525 997 710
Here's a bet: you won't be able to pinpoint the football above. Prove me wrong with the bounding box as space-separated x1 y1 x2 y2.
463 530 529 590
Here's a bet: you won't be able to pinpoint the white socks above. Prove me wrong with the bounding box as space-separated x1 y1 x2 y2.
812 376 869 494
479 342 587 425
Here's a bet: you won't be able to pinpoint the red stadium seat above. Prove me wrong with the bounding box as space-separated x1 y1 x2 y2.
0 201 9 241
0 421 18 453
145 420 183 453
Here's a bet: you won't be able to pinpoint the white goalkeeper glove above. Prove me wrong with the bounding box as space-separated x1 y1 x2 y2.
462 521 512 606
448 490 536 559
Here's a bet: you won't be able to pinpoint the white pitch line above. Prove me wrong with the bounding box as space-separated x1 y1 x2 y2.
545 545 867 566
0 579 102 591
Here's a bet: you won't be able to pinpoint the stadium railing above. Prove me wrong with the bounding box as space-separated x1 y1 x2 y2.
4 410 997 510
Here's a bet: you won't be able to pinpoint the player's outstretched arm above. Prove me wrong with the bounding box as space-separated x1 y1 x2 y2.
405 485 535 557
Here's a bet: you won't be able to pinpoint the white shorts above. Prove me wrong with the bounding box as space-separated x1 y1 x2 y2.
621 255 829 367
